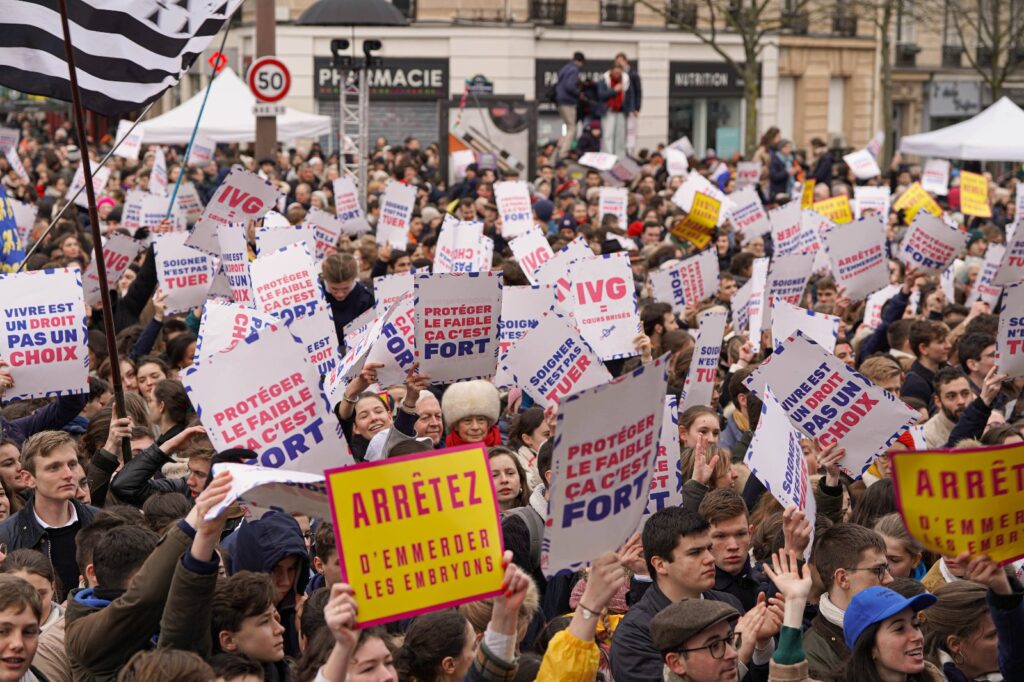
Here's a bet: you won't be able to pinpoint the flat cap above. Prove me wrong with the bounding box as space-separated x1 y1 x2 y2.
650 599 740 654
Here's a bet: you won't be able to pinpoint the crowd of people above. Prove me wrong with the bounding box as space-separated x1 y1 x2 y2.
0 102 1021 682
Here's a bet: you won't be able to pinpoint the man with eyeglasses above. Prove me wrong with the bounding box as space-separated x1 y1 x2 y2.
804 523 894 678
650 599 742 682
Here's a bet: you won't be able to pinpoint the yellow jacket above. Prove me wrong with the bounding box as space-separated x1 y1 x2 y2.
536 614 623 682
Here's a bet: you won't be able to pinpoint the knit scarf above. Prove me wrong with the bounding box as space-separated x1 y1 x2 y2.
445 425 502 448
818 592 845 627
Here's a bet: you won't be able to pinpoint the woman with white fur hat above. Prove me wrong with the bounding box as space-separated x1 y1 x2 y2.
441 380 503 448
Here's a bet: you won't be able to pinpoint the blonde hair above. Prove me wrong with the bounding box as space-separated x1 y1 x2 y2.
21 431 77 475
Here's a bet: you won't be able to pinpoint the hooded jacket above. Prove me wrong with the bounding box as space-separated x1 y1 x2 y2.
222 512 310 657
0 393 88 448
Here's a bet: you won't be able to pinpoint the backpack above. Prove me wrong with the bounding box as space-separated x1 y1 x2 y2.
502 505 544 565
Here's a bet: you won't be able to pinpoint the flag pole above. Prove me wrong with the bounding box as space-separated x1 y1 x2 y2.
56 0 132 462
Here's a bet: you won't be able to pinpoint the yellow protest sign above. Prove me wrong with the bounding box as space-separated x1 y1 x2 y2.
688 192 721 229
812 195 853 224
669 215 712 249
960 170 992 218
801 180 816 208
891 442 1024 564
893 182 942 221
325 445 505 627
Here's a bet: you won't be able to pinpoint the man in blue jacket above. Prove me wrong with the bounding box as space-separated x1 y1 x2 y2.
555 52 585 159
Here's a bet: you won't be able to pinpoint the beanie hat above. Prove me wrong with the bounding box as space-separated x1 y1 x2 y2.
442 380 501 427
533 197 554 223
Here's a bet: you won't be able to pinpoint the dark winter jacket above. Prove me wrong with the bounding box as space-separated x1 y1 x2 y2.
0 497 98 594
554 61 581 106
941 580 1024 682
622 68 642 114
324 280 374 350
0 393 88 447
945 396 992 447
109 443 190 508
901 359 940 411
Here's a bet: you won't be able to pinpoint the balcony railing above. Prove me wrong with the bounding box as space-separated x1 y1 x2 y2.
832 13 857 36
942 45 963 68
781 10 809 34
391 0 415 19
666 0 697 26
896 43 921 67
531 0 566 24
977 46 994 67
601 1 635 25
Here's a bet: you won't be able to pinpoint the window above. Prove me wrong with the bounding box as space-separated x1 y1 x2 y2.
896 0 916 43
827 78 845 135
601 0 635 24
777 77 795 140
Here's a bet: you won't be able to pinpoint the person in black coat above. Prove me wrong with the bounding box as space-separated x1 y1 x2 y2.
809 137 834 189
320 253 374 351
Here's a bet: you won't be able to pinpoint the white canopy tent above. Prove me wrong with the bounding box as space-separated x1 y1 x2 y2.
136 67 331 144
899 96 1024 161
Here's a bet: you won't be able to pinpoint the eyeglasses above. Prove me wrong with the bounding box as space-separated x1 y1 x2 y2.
678 631 741 659
847 564 891 581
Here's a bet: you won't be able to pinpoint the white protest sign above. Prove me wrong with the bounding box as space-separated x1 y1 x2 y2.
543 354 668 577
509 229 554 285
434 219 482 274
415 271 502 383
799 210 831 257
251 242 324 325
898 212 965 275
1016 186 1024 223
578 152 617 171
669 136 696 157
863 284 900 331
186 132 215 167
204 463 329 521
183 323 353 474
735 161 761 190
495 284 556 388
769 201 803 255
0 268 88 400
205 267 233 303
377 180 415 250
4 148 28 185
216 222 253 305
745 331 919 477
940 264 956 307
154 233 215 313
113 119 144 161
306 207 345 260
922 159 950 196
680 308 728 411
996 281 1024 379
843 149 881 179
150 146 168 196
729 186 771 237
968 244 1006 307
648 249 719 316
0 127 18 151
854 186 891 219
765 251 815 311
139 193 184 232
645 395 682 516
324 305 394 406
82 233 144 306
598 187 628 227
365 293 416 388
994 221 1024 286
66 163 111 209
176 182 204 225
373 272 413 317
451 149 475 179
771 300 839 353
344 307 376 349
494 181 534 240
9 198 37 242
288 302 340 382
478 235 494 272
568 252 640 361
746 257 770 349
536 235 595 312
671 171 732 225
502 312 610 407
665 148 689 177
822 215 889 300
263 210 291 229
256 224 316 256
745 386 816 560
195 301 278 359
188 165 283 255
332 177 371 235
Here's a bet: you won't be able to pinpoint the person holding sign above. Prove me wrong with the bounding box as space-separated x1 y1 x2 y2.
334 362 395 461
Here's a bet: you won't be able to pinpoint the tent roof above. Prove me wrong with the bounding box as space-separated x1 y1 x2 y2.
296 0 409 25
899 96 1024 161
136 67 331 145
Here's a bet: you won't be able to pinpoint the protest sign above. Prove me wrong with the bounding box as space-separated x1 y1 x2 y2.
746 257 770 349
960 170 992 218
82 234 143 306
0 268 88 400
324 445 504 627
207 265 233 302
139 193 184 232
187 132 215 167
536 236 594 312
579 152 617 171
669 135 696 157
867 130 884 157
568 253 641 360
745 331 919 477
898 212 965 275
770 202 802 255
305 207 345 260
0 189 24 273
598 187 629 227
996 281 1024 378
4 148 28 185
451 149 475 179
205 463 329 521
324 306 394 405
112 119 144 160
494 284 556 388
812 195 853 224
765 251 815 311
729 186 771 237
854 186 891 219
176 182 204 225
645 396 682 515
66 163 111 209
891 441 1024 565
332 177 371 235
863 285 901 330
687 192 722 229
995 223 1024 286
378 181 415 250
188 165 283 255
0 127 18 151
893 182 943 222
509 229 554 285
150 146 168 196
502 311 610 407
251 243 324 325
967 244 1006 307
345 307 377 349
735 161 761 190
941 263 957 305
648 249 720 316
745 386 817 559
478 235 494 272
669 215 712 249
256 224 316 256
195 301 278 358
494 181 533 240
435 219 482 274
544 354 668 576
671 171 732 225
154 233 215 313
184 323 352 473
822 215 888 300
264 211 291 229
415 272 502 383
771 300 839 353
374 273 413 318
800 181 815 208
366 294 416 388
680 309 728 411
798 210 831 257
843 149 881 179
216 222 253 305
921 159 950 195
665 148 689 177
8 197 36 244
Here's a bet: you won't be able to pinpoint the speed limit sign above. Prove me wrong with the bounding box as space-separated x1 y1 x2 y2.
249 56 291 103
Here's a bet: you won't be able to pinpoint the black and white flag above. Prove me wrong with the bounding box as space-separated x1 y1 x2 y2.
0 0 242 116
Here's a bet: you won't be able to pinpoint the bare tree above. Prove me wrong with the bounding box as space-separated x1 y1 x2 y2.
946 0 1024 100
